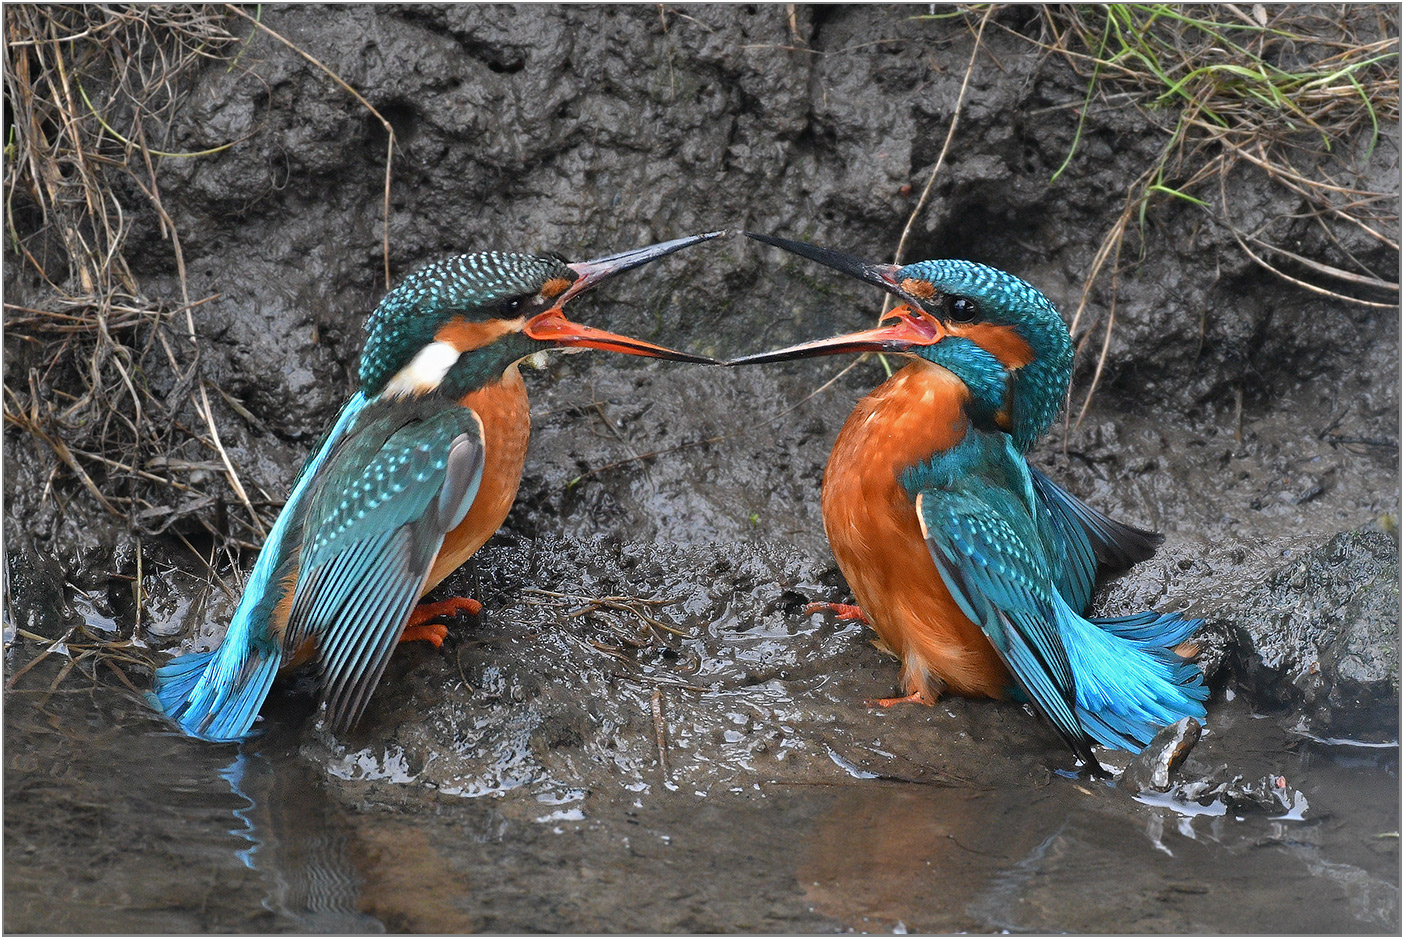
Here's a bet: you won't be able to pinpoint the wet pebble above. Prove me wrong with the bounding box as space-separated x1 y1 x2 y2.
1119 716 1201 794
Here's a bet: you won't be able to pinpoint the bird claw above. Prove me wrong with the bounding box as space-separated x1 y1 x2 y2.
399 622 449 648
866 689 937 709
400 596 483 647
407 596 483 628
802 601 869 624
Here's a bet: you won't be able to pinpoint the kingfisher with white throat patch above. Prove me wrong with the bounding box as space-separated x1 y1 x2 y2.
151 232 721 740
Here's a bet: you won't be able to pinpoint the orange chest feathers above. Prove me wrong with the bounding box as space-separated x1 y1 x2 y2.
821 359 970 546
820 359 1010 699
422 367 531 592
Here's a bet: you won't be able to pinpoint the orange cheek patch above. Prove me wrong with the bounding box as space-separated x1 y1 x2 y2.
949 323 1035 370
900 278 936 299
436 316 521 352
540 276 573 299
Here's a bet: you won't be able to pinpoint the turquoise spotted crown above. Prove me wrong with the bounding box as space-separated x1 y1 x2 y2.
359 252 571 395
900 259 1075 452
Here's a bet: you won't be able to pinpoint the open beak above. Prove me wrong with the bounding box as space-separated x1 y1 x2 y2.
743 231 929 311
523 231 724 363
524 307 716 362
555 231 725 306
727 307 940 365
729 232 941 366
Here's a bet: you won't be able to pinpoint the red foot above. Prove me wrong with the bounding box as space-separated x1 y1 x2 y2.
866 689 937 709
399 596 483 647
399 622 449 648
408 596 482 626
803 601 869 624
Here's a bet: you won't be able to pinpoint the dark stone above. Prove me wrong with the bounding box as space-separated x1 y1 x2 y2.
1119 716 1202 794
1216 526 1400 738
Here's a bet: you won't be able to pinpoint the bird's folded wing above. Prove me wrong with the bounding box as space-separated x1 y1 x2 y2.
1028 465 1162 612
286 407 485 731
914 487 1098 766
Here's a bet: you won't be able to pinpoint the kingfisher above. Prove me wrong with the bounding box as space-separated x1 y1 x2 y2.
150 233 721 741
732 233 1207 772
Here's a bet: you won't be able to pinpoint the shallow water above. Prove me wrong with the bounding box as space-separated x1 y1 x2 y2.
5 634 1397 934
4 366 1398 933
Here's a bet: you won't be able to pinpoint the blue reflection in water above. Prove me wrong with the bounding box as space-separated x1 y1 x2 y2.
219 751 260 870
214 737 384 933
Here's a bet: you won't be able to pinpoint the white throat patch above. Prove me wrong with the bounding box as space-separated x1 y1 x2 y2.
383 340 461 397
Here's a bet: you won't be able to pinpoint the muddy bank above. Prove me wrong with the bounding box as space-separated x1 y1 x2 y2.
4 4 1399 934
1217 527 1400 737
6 5 1398 554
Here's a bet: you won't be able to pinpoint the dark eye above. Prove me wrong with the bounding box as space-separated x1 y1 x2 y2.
501 297 523 315
946 296 980 322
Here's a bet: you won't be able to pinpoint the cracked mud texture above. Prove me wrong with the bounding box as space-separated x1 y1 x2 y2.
4 4 1399 934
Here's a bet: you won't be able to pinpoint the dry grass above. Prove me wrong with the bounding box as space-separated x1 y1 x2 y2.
4 4 398 552
1032 3 1400 420
3 5 264 544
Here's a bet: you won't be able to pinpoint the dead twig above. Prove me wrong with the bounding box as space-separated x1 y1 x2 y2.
651 688 672 786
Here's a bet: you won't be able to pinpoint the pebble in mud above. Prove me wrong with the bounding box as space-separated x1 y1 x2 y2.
1119 716 1201 794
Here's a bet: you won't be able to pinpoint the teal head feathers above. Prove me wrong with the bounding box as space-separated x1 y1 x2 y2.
359 233 722 401
731 233 1073 452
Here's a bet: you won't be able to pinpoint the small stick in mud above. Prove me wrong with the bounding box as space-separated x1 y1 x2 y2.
651 688 672 787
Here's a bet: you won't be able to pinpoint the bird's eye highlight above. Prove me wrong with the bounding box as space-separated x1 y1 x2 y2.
946 296 980 322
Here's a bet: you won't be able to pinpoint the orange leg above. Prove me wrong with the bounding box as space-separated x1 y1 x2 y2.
399 597 484 648
866 688 938 709
803 601 870 624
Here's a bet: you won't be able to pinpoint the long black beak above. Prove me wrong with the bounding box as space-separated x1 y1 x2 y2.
523 231 725 364
729 232 942 366
744 231 928 311
555 231 727 306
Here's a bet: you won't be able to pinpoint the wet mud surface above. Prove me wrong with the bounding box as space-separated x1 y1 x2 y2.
5 4 1400 934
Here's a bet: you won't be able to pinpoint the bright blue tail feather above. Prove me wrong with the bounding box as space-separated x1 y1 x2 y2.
1057 602 1207 751
148 393 369 742
150 640 281 741
147 649 218 714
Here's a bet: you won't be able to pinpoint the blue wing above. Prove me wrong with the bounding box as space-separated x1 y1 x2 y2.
150 391 371 741
284 405 485 732
1028 465 1162 612
916 451 1207 761
914 485 1101 768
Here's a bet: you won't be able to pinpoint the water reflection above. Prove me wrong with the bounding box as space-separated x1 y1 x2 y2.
4 641 1398 933
794 784 1086 932
218 743 383 933
789 757 1400 934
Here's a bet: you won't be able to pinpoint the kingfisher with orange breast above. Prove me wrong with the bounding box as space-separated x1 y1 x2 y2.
732 233 1206 771
151 233 720 740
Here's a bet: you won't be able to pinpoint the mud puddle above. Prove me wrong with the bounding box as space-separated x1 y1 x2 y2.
4 598 1397 934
